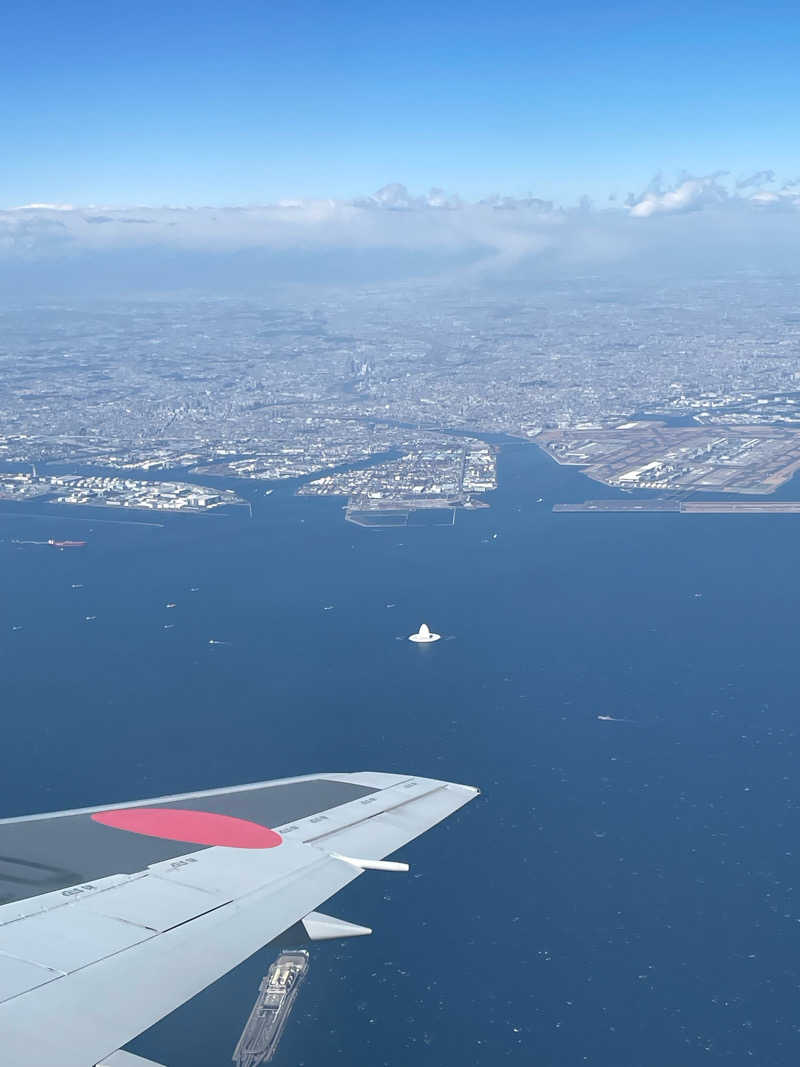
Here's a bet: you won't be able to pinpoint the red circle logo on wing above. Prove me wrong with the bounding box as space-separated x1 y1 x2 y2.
91 808 283 849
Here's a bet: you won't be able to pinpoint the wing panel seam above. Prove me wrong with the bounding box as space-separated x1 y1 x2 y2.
300 784 448 844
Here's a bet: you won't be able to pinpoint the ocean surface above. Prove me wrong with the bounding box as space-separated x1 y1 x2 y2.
3 442 800 1066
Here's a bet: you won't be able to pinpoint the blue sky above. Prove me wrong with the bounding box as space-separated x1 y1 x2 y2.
2 0 799 206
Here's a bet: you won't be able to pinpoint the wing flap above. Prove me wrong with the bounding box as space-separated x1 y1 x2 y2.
145 836 323 897
304 782 478 862
81 874 230 933
0 953 61 1003
99 1052 167 1066
0 908 154 975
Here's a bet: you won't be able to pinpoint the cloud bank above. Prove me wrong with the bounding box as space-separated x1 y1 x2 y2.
2 174 800 292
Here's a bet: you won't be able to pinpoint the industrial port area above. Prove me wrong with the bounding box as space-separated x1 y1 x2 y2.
0 471 245 513
298 439 497 519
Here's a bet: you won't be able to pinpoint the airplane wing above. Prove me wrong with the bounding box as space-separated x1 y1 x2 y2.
0 771 478 1067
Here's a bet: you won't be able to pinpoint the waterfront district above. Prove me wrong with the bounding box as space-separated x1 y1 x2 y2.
0 472 245 513
5 276 800 517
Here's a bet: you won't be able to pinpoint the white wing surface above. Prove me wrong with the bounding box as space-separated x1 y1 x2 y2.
0 771 478 1066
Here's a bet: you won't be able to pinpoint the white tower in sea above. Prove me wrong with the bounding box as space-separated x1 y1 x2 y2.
409 622 441 643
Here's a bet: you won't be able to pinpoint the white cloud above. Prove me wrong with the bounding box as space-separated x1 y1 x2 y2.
750 190 781 204
0 193 566 263
12 202 75 211
736 170 775 190
748 181 800 209
628 177 728 218
2 174 800 290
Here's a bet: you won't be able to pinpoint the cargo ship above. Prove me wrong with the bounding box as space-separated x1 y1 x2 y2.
232 950 309 1066
48 539 87 548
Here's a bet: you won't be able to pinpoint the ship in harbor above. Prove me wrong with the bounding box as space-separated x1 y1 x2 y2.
232 950 309 1066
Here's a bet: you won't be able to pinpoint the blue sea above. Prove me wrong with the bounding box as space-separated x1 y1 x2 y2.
3 442 800 1066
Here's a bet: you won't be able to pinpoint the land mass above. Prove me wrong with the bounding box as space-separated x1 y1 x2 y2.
540 423 800 495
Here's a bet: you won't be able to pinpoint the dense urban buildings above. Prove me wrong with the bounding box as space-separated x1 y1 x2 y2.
3 274 800 511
